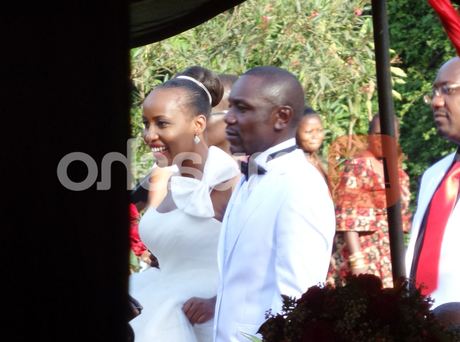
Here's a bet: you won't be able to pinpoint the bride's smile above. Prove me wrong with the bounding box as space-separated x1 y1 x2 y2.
142 87 205 168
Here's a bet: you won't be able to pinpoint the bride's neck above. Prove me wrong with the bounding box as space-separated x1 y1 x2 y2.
177 143 209 180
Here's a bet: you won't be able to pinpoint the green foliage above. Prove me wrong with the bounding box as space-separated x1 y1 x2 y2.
129 0 457 213
129 249 140 273
130 0 406 184
240 332 262 342
387 0 457 208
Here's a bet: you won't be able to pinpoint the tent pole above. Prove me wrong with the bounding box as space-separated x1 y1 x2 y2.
371 0 406 280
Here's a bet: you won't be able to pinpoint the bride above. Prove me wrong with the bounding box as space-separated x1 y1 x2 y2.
129 66 240 342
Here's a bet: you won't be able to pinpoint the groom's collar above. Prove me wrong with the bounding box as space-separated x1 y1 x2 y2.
253 138 296 167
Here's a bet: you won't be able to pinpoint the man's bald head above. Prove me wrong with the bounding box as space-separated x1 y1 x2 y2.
242 66 305 127
224 67 306 155
440 56 460 69
431 56 460 145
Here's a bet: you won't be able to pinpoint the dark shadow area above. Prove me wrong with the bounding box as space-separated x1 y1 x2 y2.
1 1 131 341
130 0 246 48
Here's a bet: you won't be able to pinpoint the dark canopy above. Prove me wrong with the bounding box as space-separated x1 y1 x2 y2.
130 0 246 48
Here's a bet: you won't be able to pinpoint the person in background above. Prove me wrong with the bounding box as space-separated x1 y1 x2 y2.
205 74 239 156
328 113 412 288
432 302 460 328
296 107 327 181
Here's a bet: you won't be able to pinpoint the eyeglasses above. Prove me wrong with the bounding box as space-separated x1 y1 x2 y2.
211 110 228 116
424 84 460 104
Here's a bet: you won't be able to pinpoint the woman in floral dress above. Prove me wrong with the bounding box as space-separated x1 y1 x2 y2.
327 114 411 288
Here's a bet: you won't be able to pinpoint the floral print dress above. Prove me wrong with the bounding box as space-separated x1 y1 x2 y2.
327 156 412 288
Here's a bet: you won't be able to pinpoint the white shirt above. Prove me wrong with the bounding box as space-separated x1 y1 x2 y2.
223 138 296 261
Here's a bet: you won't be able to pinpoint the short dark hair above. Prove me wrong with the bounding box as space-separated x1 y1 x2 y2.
303 106 319 117
243 66 305 127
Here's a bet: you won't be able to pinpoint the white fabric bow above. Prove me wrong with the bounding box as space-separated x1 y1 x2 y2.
170 146 240 218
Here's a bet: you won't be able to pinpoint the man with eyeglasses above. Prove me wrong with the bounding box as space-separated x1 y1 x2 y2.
406 57 460 312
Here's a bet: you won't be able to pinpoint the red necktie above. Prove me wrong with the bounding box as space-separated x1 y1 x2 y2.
416 161 460 295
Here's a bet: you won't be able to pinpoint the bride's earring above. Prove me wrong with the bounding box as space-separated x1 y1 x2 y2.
194 134 200 144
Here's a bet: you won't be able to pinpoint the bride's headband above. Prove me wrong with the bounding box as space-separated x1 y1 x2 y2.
176 75 212 105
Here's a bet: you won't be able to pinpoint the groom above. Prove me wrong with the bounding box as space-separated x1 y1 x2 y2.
213 66 335 341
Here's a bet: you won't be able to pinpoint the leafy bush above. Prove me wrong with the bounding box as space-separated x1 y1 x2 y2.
129 0 457 212
130 0 393 182
257 275 460 342
387 0 458 208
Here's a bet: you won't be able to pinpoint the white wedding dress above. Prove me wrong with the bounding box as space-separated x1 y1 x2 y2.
129 146 239 342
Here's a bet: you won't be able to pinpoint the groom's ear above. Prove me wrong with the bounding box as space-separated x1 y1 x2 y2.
273 107 293 131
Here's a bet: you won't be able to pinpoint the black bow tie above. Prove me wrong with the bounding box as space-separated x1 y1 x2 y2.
240 145 297 180
240 160 266 180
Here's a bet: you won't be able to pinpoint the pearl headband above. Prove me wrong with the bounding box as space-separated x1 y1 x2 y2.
176 75 212 105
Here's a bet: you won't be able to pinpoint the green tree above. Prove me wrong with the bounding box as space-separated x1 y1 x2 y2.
130 0 408 185
387 0 457 208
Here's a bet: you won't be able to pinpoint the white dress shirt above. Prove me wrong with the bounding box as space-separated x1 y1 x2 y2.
223 138 296 261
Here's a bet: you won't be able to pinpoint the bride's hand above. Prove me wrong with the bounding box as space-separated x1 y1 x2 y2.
182 296 216 325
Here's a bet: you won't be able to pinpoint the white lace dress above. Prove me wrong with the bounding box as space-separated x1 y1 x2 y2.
129 147 239 342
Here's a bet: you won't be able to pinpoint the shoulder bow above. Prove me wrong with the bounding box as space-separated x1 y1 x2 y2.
170 147 240 218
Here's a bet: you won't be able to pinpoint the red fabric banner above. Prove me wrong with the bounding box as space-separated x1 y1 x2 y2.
428 0 460 56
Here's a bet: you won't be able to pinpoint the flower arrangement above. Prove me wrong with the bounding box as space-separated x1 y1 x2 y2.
256 274 460 342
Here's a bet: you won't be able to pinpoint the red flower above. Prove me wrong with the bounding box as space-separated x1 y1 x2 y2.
129 204 147 257
357 208 368 215
129 203 139 222
345 218 355 228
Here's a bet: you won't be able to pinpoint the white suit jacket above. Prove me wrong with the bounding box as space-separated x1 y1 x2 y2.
213 145 335 342
405 151 460 309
